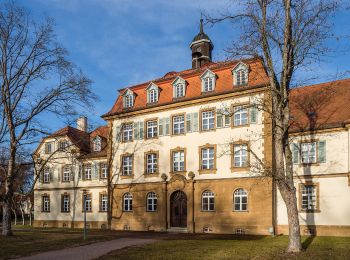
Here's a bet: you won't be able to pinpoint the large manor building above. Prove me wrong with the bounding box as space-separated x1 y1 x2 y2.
33 21 350 236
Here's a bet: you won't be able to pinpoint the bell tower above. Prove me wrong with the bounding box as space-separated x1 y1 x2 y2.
190 18 213 69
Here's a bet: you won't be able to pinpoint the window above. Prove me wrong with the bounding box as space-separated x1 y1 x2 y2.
123 94 134 108
123 193 132 211
146 120 158 139
172 115 185 135
100 194 108 212
58 141 68 151
174 83 185 98
62 165 70 182
45 142 53 154
301 184 318 211
201 147 215 170
148 89 158 103
42 195 50 212
62 194 70 212
234 189 248 211
301 142 316 164
236 69 247 85
122 155 133 175
43 168 50 183
100 163 108 179
146 153 158 174
200 69 216 92
172 150 185 172
84 164 92 180
202 190 215 211
201 110 215 131
93 137 102 152
122 123 133 142
146 192 157 211
233 106 248 126
233 144 248 168
83 193 92 212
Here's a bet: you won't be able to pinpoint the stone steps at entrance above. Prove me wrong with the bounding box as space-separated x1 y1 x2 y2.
167 227 188 233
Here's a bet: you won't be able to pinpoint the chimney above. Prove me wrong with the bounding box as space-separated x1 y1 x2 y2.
77 116 88 132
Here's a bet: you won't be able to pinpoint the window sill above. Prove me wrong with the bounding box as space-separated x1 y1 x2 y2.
231 124 249 128
99 211 108 213
200 210 216 212
144 173 160 178
299 209 321 213
169 171 186 175
61 211 70 213
146 210 158 213
120 174 134 179
231 167 250 172
81 211 93 213
198 169 217 174
145 136 159 140
199 128 216 133
122 210 133 213
121 140 134 143
171 133 186 137
232 210 249 213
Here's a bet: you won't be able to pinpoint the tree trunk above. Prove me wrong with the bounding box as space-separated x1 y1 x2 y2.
2 204 13 236
20 205 25 225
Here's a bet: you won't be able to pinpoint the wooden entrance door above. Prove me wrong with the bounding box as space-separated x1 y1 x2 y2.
170 190 187 228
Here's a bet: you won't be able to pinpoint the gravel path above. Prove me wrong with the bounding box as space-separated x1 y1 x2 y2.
17 238 158 260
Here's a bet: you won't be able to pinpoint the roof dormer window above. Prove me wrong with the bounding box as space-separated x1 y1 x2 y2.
146 83 159 104
172 76 186 99
122 89 134 108
232 62 249 86
200 69 216 92
93 136 102 152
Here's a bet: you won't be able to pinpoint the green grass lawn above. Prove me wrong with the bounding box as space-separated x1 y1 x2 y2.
99 235 350 260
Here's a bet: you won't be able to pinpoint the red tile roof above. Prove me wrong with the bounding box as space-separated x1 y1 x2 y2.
290 78 350 132
103 57 270 118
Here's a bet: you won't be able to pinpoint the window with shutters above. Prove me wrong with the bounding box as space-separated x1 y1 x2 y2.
232 62 249 86
122 123 133 142
100 163 108 179
199 145 216 173
234 189 248 211
58 140 68 151
145 152 158 174
100 193 108 212
123 193 133 211
233 105 248 126
202 190 215 211
232 143 249 169
121 155 133 176
42 195 50 212
292 140 326 164
83 193 92 212
84 164 92 180
62 165 70 182
146 192 157 211
45 142 53 154
146 119 158 139
299 183 319 212
172 114 185 135
43 167 51 183
301 142 316 164
171 148 186 173
61 194 70 212
201 110 215 131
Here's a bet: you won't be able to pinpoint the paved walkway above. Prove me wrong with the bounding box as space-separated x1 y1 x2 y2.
18 238 158 260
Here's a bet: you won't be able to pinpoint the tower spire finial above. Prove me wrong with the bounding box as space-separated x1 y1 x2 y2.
200 14 204 34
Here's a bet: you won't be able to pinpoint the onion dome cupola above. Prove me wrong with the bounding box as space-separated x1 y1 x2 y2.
190 18 213 69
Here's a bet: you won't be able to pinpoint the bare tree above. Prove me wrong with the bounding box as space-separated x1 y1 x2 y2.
0 2 95 236
206 0 339 253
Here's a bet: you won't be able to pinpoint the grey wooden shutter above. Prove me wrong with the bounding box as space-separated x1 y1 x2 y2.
78 164 82 180
317 141 326 163
70 166 74 181
193 112 199 132
50 167 54 182
39 171 43 183
93 162 99 179
134 122 139 139
139 121 144 139
216 109 223 128
292 143 300 164
165 117 170 135
186 114 192 133
250 105 258 124
159 118 164 136
115 124 122 142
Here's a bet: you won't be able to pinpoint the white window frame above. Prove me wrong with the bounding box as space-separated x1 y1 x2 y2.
122 123 133 142
100 194 108 212
301 142 317 164
233 106 248 126
146 120 158 138
123 94 134 108
172 76 186 99
100 163 108 179
42 196 50 212
233 144 248 168
234 189 248 211
202 190 215 211
123 193 133 211
62 165 70 182
232 62 249 86
201 147 215 170
84 164 92 180
146 153 158 174
172 150 185 172
43 168 50 183
84 193 92 212
301 185 317 211
146 192 157 211
58 141 68 151
45 142 53 154
62 195 70 212
93 136 102 152
201 110 215 131
172 115 185 135
200 69 216 92
122 155 133 176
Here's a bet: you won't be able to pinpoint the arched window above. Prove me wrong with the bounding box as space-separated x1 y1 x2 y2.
148 89 158 103
123 193 132 211
236 69 247 86
204 77 214 92
201 190 215 211
124 94 134 108
233 189 248 211
146 192 157 211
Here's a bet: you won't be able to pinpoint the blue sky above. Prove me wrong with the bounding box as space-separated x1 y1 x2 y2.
18 0 350 131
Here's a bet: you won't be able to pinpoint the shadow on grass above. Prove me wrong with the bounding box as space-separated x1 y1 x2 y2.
302 235 316 250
